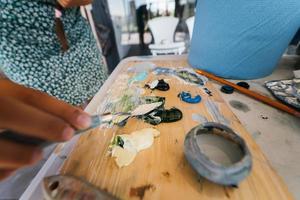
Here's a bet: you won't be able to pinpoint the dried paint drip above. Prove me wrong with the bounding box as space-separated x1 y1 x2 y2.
205 100 230 125
142 107 183 125
43 175 117 200
109 128 160 167
265 79 300 110
203 88 213 96
145 79 170 91
184 122 252 186
178 91 201 104
130 184 155 200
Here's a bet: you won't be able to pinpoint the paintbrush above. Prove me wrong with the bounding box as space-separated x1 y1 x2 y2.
0 102 164 148
195 69 300 117
0 114 121 148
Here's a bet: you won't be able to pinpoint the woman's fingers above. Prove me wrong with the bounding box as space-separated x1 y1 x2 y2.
22 89 91 130
0 79 91 130
0 140 42 168
0 97 74 141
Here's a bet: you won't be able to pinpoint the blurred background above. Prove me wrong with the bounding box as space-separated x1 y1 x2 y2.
88 0 299 73
90 0 197 72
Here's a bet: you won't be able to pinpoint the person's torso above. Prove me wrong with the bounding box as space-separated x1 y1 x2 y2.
0 0 107 105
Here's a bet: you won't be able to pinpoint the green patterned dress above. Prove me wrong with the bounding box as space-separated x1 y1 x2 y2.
0 0 108 105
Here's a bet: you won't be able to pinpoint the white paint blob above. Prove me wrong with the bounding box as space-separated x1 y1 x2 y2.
111 128 160 167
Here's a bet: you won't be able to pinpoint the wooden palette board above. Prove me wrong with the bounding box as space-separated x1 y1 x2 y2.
61 59 293 200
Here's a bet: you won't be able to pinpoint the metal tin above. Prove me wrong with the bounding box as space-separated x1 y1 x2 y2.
184 122 252 186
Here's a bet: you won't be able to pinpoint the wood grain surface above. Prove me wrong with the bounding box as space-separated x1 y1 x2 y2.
61 59 293 200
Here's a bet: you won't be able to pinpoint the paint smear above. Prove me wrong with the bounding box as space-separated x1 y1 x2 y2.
152 67 176 75
192 113 208 123
137 88 145 95
152 67 208 86
205 100 230 125
229 100 250 113
111 128 160 167
127 62 156 73
131 102 163 116
176 69 208 86
130 72 148 83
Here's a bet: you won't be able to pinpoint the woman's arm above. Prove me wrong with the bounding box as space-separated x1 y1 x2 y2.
0 79 92 180
58 0 93 8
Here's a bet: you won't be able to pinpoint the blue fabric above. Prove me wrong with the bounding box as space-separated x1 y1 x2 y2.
188 0 300 79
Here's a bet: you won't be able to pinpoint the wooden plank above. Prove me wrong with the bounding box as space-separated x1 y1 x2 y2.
61 58 293 200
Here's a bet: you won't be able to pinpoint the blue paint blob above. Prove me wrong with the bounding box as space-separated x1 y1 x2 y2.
220 85 234 94
178 91 202 104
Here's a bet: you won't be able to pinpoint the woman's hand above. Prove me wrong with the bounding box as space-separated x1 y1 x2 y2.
57 0 93 8
0 79 92 180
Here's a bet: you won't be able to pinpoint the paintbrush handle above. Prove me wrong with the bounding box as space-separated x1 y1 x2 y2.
0 116 102 148
0 131 51 147
195 69 300 117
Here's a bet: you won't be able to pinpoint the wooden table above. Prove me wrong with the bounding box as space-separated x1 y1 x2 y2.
20 55 295 200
